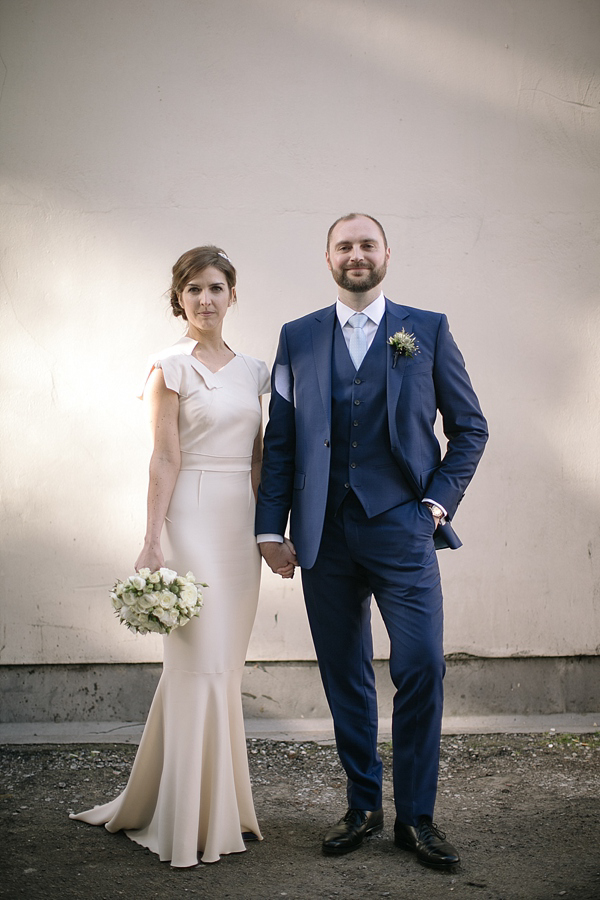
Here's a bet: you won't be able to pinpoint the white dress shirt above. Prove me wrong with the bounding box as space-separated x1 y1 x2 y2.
336 292 385 353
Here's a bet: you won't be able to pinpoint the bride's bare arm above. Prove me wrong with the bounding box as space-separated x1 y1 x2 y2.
135 367 180 572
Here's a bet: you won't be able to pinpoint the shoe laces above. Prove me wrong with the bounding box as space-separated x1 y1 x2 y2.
342 808 366 824
421 819 446 840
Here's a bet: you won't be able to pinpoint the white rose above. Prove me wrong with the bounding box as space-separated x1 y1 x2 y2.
159 567 177 585
159 590 177 609
129 575 146 591
179 585 198 606
148 572 161 584
136 591 157 611
156 608 178 627
110 592 122 610
138 568 151 580
119 589 136 607
184 571 196 583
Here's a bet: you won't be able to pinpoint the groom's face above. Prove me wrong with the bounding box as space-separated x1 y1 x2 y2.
326 217 390 294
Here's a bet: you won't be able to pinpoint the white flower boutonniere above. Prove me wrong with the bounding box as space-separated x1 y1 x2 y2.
388 329 420 368
110 568 206 635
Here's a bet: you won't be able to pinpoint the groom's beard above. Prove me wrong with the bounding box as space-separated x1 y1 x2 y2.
331 261 388 293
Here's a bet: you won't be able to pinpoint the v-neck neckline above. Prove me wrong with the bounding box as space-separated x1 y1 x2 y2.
185 337 238 374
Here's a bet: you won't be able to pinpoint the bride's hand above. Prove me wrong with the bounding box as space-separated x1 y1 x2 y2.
134 543 164 574
276 538 298 579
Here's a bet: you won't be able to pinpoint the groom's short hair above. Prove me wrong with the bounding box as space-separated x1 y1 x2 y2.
326 213 388 251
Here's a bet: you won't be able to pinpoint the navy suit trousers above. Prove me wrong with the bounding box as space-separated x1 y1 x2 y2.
301 491 446 825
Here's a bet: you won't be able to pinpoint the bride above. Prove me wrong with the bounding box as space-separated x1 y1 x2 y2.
71 245 293 866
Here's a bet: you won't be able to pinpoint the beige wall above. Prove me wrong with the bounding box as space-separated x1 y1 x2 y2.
1 0 599 666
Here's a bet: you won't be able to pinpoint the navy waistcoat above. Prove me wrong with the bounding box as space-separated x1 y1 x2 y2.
327 317 414 517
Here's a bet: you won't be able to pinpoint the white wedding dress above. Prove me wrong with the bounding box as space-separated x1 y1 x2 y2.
71 336 270 866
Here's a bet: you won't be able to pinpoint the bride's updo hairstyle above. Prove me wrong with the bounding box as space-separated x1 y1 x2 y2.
169 245 237 320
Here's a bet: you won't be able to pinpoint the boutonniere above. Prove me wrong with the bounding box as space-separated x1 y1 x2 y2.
388 329 420 367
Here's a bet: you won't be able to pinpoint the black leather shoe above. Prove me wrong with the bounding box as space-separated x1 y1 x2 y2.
322 808 384 856
394 817 460 869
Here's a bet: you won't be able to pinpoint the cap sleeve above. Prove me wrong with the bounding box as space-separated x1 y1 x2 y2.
139 356 183 399
258 360 271 395
238 354 271 396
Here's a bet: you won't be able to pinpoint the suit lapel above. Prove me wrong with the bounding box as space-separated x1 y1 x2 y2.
385 300 412 447
311 305 336 427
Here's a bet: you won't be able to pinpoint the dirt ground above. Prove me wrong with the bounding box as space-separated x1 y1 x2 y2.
1 733 599 900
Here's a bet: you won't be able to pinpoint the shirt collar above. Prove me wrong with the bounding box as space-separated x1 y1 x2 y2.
171 334 198 354
336 292 385 327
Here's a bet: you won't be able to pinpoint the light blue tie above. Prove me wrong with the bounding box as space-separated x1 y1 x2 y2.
348 313 368 369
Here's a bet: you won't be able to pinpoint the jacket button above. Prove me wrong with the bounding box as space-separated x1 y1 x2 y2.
354 378 361 384
352 441 358 448
353 420 359 426
350 462 357 469
324 439 330 447
344 482 350 489
354 400 360 406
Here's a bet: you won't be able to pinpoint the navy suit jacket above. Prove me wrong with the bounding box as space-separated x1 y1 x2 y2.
256 298 488 569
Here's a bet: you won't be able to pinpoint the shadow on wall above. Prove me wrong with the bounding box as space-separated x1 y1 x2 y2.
1 0 599 669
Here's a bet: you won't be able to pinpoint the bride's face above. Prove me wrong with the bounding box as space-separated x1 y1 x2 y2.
179 265 235 337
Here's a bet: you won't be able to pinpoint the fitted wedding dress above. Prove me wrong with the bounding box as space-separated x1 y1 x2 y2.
71 336 270 866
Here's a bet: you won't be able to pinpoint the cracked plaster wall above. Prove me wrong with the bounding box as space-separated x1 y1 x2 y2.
0 0 599 666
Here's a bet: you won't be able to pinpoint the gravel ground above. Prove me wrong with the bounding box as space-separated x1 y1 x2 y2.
1 733 599 900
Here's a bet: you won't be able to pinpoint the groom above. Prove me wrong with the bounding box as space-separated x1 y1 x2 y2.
256 213 488 868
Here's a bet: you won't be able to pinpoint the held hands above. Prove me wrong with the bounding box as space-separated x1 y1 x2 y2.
260 538 298 579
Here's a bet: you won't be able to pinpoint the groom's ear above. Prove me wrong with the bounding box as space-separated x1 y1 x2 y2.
325 250 332 271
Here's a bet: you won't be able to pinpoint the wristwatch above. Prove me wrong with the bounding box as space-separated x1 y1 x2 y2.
423 502 445 521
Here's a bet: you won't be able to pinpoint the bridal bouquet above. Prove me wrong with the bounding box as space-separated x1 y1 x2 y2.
110 568 205 635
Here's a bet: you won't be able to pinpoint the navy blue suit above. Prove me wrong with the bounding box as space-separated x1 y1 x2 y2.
256 298 487 823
